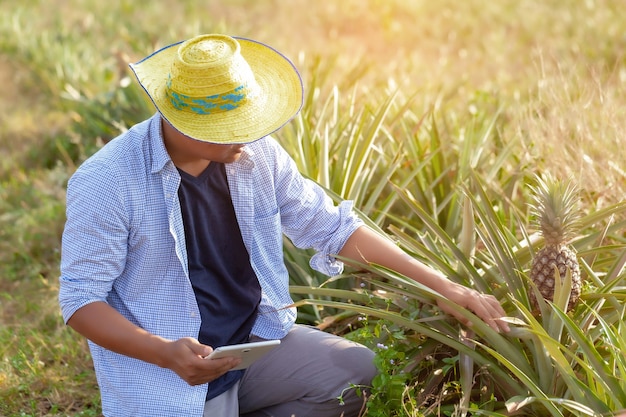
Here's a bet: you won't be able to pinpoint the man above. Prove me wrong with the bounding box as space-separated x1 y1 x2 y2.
59 34 509 417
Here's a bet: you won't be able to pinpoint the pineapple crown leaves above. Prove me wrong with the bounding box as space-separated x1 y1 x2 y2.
528 174 582 246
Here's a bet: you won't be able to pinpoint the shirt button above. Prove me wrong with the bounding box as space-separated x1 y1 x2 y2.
190 312 197 318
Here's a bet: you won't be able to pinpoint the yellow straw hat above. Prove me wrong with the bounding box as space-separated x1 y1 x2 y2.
129 34 303 144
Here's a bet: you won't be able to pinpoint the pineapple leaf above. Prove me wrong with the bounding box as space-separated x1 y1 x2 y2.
546 265 571 339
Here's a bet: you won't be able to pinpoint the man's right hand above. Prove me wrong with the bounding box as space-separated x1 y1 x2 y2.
159 337 242 386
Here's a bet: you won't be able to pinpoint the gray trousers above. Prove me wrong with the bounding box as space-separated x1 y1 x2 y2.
204 324 377 417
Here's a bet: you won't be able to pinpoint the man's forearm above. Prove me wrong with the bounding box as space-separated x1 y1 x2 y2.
338 226 454 293
67 301 172 367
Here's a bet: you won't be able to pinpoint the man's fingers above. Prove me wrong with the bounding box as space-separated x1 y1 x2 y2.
437 290 510 333
466 293 510 333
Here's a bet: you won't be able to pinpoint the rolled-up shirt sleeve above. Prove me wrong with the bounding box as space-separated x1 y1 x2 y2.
265 139 364 276
307 199 363 276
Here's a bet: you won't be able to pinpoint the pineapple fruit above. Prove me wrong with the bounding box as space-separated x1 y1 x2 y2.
528 174 582 312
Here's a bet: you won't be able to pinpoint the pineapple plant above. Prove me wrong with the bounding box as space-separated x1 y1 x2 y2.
528 174 582 312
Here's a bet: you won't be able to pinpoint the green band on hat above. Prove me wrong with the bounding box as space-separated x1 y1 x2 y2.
166 76 248 115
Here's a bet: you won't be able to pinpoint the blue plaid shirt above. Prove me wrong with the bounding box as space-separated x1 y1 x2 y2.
59 113 363 416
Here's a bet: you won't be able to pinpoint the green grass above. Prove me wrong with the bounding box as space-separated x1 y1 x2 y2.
1 0 625 415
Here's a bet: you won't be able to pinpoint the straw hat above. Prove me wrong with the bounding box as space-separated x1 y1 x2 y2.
130 34 303 144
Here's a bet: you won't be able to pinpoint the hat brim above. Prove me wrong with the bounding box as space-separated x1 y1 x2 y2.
130 37 303 144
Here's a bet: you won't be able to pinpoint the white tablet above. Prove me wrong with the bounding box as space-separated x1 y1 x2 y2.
205 339 281 370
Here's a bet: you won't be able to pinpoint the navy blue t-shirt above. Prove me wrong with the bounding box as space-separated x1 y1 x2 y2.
177 162 261 401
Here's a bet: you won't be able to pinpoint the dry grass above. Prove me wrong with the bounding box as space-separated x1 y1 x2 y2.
2 0 624 197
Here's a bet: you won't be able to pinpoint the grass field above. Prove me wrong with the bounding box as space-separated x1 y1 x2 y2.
1 0 625 415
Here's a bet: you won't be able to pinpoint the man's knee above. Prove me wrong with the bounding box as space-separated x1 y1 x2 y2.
332 340 378 386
